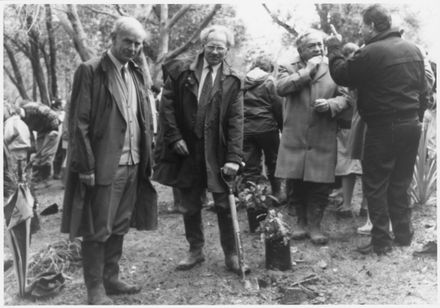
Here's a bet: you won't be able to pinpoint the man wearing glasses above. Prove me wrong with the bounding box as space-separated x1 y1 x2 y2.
153 25 248 275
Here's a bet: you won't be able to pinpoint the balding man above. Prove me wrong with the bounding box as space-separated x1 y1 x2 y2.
276 29 349 245
153 25 248 275
62 17 157 304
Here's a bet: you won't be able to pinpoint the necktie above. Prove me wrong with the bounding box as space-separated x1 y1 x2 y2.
199 66 213 105
195 66 213 138
121 66 127 86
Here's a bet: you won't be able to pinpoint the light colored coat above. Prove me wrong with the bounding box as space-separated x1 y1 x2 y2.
275 56 348 183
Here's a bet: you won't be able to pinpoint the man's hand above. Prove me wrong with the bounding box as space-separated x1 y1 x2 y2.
313 98 330 113
79 172 95 186
329 24 342 41
222 162 240 176
306 56 323 78
173 139 189 156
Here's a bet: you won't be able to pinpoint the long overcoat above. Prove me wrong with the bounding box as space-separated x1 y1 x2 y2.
61 53 158 240
275 57 349 183
153 54 243 193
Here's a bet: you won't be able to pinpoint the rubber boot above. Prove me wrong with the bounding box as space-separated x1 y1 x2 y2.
307 204 328 245
82 241 113 305
103 235 141 295
291 204 307 240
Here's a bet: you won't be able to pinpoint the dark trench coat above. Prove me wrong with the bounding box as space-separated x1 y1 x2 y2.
153 53 243 193
61 53 157 240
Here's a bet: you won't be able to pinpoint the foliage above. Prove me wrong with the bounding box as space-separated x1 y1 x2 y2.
409 111 437 207
27 239 82 279
237 181 278 210
258 209 291 245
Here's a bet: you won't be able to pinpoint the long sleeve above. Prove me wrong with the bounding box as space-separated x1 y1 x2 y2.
159 75 183 147
70 63 95 175
276 63 312 96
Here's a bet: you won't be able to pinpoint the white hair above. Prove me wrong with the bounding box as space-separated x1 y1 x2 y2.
200 25 234 48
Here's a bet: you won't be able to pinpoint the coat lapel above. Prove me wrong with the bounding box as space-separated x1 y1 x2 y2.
102 53 127 122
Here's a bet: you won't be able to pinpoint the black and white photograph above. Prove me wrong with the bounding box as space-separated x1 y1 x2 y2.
2 0 438 305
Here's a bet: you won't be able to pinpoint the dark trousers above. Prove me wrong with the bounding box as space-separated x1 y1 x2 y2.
242 130 280 183
287 179 332 217
84 165 139 242
179 138 235 256
362 117 421 247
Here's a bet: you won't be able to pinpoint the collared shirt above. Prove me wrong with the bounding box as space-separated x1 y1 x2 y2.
197 59 221 101
108 50 141 165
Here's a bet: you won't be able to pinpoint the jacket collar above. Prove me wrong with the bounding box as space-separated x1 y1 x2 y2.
365 28 401 45
189 52 240 81
101 51 142 75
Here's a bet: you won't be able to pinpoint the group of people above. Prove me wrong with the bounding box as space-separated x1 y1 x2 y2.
22 4 430 305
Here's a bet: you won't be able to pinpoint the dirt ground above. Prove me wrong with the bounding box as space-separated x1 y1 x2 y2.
3 177 438 305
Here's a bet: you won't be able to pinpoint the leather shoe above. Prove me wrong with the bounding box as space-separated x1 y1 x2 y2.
105 280 141 295
176 250 205 271
356 242 392 255
225 254 250 276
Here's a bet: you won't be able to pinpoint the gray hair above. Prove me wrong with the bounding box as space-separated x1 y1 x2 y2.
295 29 326 49
111 16 147 40
200 25 234 48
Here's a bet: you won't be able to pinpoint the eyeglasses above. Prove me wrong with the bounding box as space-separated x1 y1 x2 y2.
205 45 227 52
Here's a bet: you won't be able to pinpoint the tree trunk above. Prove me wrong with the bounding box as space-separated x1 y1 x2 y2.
65 4 95 61
45 4 58 99
26 14 51 106
4 41 30 100
315 3 332 34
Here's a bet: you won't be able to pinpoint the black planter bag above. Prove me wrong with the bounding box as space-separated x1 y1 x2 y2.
265 238 291 271
247 208 268 233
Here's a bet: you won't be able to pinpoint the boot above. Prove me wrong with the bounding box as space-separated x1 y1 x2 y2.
176 211 205 270
176 249 205 270
103 235 141 295
307 204 328 245
268 176 286 205
82 241 113 305
217 208 250 276
291 204 307 240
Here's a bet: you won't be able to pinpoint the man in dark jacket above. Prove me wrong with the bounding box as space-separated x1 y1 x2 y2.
61 17 157 304
153 25 247 275
19 101 60 181
328 4 428 255
242 56 284 199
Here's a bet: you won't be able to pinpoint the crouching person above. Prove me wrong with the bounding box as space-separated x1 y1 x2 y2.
61 17 158 305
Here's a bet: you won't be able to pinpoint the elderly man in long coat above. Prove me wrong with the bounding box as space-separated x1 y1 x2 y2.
61 17 157 305
276 29 349 245
153 25 247 274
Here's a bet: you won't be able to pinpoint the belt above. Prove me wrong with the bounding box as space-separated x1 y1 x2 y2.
365 110 419 127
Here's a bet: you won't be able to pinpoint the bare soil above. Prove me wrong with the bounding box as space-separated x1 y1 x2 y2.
3 178 437 305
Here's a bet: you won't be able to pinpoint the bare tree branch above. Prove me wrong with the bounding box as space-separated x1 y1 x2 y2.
164 4 222 61
45 4 58 98
4 33 30 58
66 4 95 61
83 5 118 19
166 4 191 30
114 4 128 16
262 3 298 37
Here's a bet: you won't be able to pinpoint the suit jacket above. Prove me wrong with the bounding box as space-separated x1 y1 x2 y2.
275 56 349 183
61 52 157 239
153 53 243 193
